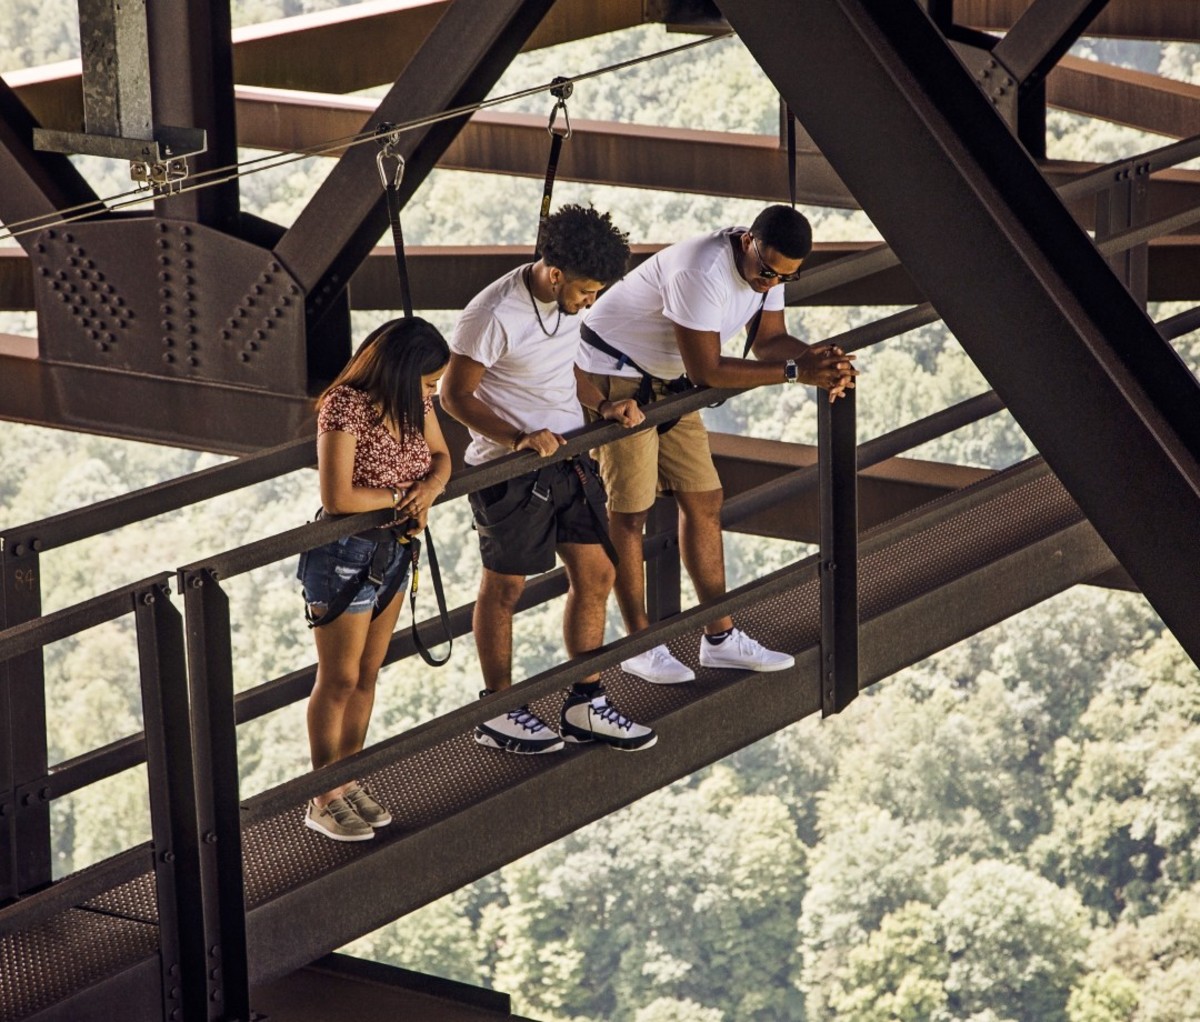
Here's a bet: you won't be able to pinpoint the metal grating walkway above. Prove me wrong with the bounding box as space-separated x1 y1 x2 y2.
0 457 1118 1021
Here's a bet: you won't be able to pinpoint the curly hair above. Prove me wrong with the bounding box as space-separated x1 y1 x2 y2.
319 316 449 439
539 204 630 284
751 204 813 261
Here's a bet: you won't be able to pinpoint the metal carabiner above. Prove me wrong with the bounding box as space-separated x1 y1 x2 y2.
546 76 573 140
375 122 405 190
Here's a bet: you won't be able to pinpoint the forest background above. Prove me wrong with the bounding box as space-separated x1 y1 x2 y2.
3 3 1200 1020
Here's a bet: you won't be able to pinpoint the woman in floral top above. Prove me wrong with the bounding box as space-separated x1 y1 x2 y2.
299 317 451 842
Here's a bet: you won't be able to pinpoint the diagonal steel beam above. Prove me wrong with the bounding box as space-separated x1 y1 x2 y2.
719 0 1200 664
273 0 557 334
0 78 98 255
990 0 1110 92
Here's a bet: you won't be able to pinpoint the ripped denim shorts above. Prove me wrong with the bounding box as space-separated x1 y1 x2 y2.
297 534 410 615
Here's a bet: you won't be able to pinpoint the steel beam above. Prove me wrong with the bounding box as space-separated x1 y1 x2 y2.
144 0 238 229
720 0 1200 663
1049 55 1200 140
956 0 1200 41
273 0 558 357
989 0 1111 90
0 78 99 256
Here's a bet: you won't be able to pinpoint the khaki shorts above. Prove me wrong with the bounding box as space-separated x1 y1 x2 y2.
584 372 721 514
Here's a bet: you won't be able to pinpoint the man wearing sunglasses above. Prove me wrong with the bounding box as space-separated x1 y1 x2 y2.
578 204 857 685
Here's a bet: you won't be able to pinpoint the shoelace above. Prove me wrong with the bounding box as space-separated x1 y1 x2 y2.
591 698 633 732
324 798 360 824
509 706 549 734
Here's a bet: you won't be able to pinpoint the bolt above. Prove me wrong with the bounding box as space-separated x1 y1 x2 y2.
142 591 156 605
190 576 204 589
31 538 43 552
162 849 174 862
204 832 217 845
12 542 25 556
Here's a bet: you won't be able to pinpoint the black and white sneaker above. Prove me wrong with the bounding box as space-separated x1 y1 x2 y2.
475 701 565 755
560 687 657 751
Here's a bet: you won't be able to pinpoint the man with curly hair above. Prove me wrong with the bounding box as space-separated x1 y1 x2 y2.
442 204 657 754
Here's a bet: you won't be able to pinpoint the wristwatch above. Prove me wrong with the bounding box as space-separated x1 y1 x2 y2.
783 358 799 384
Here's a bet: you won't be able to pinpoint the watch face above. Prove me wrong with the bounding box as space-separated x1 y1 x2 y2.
785 360 798 381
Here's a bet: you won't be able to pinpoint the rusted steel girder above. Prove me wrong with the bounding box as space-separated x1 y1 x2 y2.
721 0 1200 663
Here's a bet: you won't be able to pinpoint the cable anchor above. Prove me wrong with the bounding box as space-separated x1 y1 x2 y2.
375 122 405 191
130 158 190 195
546 76 573 139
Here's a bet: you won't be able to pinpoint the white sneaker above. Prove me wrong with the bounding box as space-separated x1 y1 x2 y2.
560 688 657 751
475 704 565 754
620 644 695 685
699 628 794 672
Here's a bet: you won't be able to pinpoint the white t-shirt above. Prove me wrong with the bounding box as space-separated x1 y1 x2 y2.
450 264 587 465
577 227 785 380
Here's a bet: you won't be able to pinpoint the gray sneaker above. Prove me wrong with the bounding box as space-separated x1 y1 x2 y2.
305 797 374 842
344 783 392 828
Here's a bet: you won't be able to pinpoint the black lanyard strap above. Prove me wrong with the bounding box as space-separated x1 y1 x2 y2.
534 77 572 258
377 123 413 319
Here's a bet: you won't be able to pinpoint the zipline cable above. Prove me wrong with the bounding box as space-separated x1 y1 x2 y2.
0 30 732 244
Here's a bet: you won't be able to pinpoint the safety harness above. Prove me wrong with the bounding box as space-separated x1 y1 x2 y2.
301 126 453 667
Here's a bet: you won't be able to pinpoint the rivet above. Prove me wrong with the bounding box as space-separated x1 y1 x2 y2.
252 285 263 295
87 329 98 340
66 283 76 293
160 304 172 315
281 296 291 306
63 232 73 243
182 259 194 270
87 282 98 291
161 321 174 331
254 329 266 340
85 260 95 269
104 332 115 343
12 542 25 556
187 356 198 366
184 291 196 302
163 337 175 347
159 272 171 282
73 246 85 257
47 229 57 239
102 282 113 292
56 293 68 303
158 255 170 266
56 270 67 280
247 341 259 351
187 341 198 350
117 320 127 329
261 319 273 330
185 323 197 334
163 352 175 363
158 222 169 232
204 831 217 842
96 341 108 352
34 243 45 253
289 284 299 295
180 225 191 236
114 296 125 307
237 307 248 317
68 256 78 267
183 275 195 286
39 267 50 277
245 296 255 307
50 280 60 290
157 238 169 249
239 352 251 362
220 329 231 340
180 242 192 253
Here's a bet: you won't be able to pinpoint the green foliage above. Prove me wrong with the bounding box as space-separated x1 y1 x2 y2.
1067 969 1140 1022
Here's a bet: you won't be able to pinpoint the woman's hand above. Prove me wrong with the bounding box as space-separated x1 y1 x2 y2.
395 475 444 529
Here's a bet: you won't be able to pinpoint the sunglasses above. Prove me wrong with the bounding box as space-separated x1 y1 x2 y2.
751 235 802 283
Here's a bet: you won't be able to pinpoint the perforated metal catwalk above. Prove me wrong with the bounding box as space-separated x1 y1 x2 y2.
0 457 1118 1022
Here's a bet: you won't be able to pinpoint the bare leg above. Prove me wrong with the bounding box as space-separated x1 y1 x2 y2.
675 488 734 635
308 607 373 805
558 542 616 682
336 589 406 762
608 508 652 634
473 568 526 692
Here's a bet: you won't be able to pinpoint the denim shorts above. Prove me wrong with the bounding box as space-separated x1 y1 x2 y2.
297 534 411 615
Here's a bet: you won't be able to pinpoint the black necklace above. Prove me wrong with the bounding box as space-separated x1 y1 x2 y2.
524 265 563 336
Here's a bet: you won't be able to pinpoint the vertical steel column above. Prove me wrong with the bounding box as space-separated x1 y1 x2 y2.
645 497 682 623
818 392 859 716
181 567 249 1022
136 577 209 1022
1096 168 1150 306
0 537 50 898
145 0 239 230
